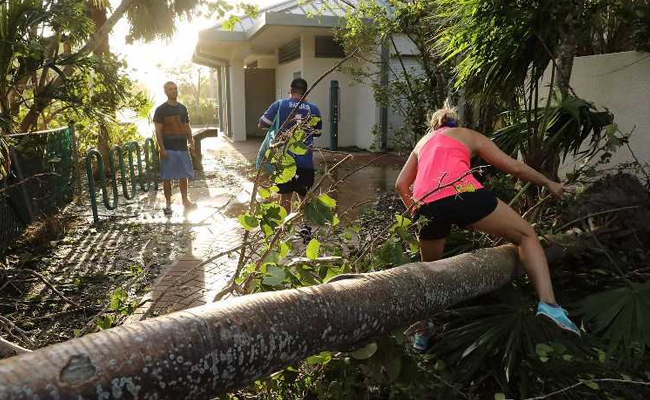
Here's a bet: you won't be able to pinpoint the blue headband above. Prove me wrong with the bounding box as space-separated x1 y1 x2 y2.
443 118 458 128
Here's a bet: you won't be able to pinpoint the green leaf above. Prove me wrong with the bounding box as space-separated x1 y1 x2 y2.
270 185 280 193
323 266 343 283
258 187 271 199
278 242 290 260
109 288 127 311
308 116 321 127
584 380 599 390
306 239 320 260
494 394 506 400
262 265 286 286
96 315 114 330
535 343 553 357
272 154 297 184
238 212 259 231
288 141 309 155
305 197 336 225
331 214 340 227
605 123 618 136
306 352 332 365
349 342 378 360
261 224 273 238
318 194 336 208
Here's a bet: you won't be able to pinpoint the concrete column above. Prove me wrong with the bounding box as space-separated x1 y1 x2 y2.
229 58 246 141
225 64 232 138
217 66 225 132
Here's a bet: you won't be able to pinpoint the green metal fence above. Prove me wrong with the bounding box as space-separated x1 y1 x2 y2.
0 125 77 256
85 138 158 224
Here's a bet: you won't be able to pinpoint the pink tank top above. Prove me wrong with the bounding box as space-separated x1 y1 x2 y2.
412 128 484 204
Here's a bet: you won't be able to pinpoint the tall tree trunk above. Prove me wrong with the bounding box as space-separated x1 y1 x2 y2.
0 245 521 399
90 2 111 169
554 0 584 98
555 33 577 98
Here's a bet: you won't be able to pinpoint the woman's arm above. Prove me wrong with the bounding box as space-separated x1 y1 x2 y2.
474 133 566 197
395 151 419 210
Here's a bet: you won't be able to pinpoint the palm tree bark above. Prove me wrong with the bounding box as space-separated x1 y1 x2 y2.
554 0 585 98
0 245 520 399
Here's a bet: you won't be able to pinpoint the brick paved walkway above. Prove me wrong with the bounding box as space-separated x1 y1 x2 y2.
129 136 261 321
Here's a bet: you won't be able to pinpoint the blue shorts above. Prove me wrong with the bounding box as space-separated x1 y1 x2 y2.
160 150 194 180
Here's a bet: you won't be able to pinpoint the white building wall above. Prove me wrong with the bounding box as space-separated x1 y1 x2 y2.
275 57 301 100
543 51 650 174
299 32 379 150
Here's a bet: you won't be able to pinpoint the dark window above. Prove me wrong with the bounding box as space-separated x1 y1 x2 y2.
278 38 301 64
315 36 345 58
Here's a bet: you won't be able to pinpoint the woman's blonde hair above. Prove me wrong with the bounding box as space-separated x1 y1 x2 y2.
428 101 459 130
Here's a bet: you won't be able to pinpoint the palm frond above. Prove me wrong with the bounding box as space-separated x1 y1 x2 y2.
574 282 650 362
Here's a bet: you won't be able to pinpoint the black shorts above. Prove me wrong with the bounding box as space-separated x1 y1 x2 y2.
277 168 315 197
414 189 498 240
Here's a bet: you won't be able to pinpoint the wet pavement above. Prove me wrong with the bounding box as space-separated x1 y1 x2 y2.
99 135 407 320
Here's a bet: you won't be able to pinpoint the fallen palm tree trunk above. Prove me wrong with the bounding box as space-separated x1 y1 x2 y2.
0 245 520 399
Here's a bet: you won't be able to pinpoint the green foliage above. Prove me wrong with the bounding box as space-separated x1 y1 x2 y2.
305 194 337 226
575 282 650 362
432 0 569 102
432 286 584 384
336 0 449 149
491 91 618 177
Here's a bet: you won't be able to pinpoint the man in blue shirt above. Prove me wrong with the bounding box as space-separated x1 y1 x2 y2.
258 78 322 213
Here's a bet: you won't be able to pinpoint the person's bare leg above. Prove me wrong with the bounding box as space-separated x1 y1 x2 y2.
179 178 194 207
405 238 446 338
468 199 556 304
420 238 446 262
163 180 172 207
280 193 292 214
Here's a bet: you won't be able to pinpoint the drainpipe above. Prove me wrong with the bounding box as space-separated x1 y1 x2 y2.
329 80 339 151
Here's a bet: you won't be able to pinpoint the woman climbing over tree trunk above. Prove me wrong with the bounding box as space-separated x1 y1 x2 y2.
395 105 581 352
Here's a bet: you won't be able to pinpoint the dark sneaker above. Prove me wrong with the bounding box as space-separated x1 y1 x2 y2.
163 205 173 216
536 302 581 336
299 225 312 244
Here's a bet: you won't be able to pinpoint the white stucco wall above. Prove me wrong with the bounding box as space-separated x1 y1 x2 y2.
275 57 302 100
543 51 650 174
298 32 379 150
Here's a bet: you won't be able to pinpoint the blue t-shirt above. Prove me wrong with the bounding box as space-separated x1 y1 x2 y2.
260 98 322 169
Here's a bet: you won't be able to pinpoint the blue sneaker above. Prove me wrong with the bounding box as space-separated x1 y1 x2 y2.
536 302 581 336
412 321 435 352
413 334 430 352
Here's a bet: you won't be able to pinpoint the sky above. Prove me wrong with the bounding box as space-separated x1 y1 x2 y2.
109 0 285 109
